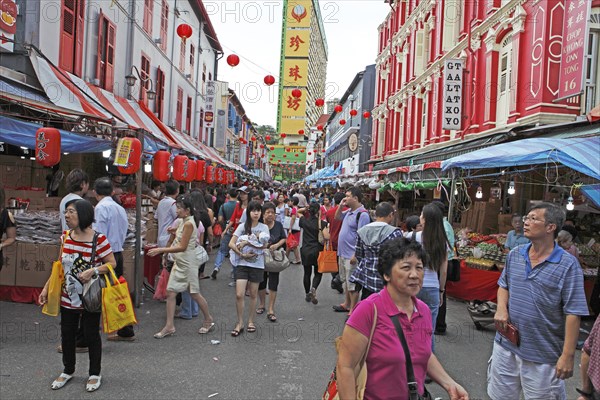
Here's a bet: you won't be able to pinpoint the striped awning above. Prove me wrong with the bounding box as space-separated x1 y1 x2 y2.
442 136 600 180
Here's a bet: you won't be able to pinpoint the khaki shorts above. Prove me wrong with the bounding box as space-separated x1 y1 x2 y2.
338 257 357 292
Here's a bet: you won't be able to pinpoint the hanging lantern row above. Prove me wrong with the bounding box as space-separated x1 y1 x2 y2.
151 151 235 184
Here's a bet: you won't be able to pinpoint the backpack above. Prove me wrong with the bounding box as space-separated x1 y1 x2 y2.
355 210 373 226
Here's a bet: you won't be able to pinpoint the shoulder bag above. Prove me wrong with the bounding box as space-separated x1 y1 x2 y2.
195 245 209 265
322 305 378 400
264 248 290 273
390 316 433 400
82 232 107 313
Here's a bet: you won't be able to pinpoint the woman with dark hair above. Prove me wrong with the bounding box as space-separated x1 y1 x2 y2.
403 215 423 240
256 202 287 322
415 203 449 350
190 190 213 277
148 196 214 339
320 195 332 220
298 202 328 305
0 187 16 271
337 237 468 400
228 201 270 336
204 193 216 247
213 188 225 218
286 197 302 264
39 199 116 392
275 193 289 225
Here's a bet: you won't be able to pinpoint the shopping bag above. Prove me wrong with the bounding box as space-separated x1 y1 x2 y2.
42 260 64 317
318 243 338 273
101 265 137 333
264 248 291 273
283 216 300 231
153 268 169 300
286 234 299 250
213 223 223 237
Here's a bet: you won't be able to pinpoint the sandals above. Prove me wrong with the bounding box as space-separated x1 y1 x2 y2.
247 324 257 333
86 375 102 392
231 327 244 337
333 304 350 312
256 307 266 315
153 329 176 339
267 313 277 322
198 323 215 334
51 373 72 390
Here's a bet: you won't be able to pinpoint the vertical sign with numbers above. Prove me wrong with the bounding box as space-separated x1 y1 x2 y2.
558 0 590 100
442 59 464 131
205 81 215 127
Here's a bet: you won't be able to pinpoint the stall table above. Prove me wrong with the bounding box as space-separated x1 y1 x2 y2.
446 260 501 302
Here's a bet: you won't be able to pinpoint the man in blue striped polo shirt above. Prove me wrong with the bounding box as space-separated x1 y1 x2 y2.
488 203 588 400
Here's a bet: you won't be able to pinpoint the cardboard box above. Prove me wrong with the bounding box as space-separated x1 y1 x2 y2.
0 244 17 286
44 197 62 210
121 247 136 287
14 242 58 288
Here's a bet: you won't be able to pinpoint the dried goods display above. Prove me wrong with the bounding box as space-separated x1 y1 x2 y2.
14 211 62 243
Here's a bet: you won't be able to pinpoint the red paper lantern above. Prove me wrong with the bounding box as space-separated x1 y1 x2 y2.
117 137 142 175
308 152 312 155
283 154 287 158
291 88 302 98
363 111 371 118
315 98 324 107
259 144 265 149
265 135 271 141
270 146 275 150
206 165 214 184
350 109 358 117
226 54 240 67
196 160 206 181
215 168 225 184
317 124 324 131
176 24 193 43
295 153 299 157
339 119 346 125
322 149 326 153
251 136 257 141
152 150 171 181
298 129 304 135
172 155 193 181
300 149 305 153
280 133 287 138
35 128 61 167
263 75 275 86
334 104 343 113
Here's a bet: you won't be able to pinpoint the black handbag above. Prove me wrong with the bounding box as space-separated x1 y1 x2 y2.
390 316 433 400
82 233 104 313
447 259 461 282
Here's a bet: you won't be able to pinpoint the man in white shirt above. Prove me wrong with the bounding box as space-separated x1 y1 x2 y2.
93 177 134 341
59 169 89 232
155 180 179 248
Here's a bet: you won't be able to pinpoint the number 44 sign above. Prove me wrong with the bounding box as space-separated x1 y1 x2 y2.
442 59 464 131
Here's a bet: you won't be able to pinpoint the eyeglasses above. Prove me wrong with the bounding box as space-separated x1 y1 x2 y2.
64 209 77 215
522 216 545 224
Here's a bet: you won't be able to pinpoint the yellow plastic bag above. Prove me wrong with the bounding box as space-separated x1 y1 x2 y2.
101 265 137 333
42 260 64 317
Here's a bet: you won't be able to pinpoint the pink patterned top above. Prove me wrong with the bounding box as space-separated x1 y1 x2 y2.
583 316 600 390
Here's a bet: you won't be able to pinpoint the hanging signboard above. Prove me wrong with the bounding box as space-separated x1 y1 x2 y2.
205 81 216 128
0 0 17 53
114 138 133 167
557 0 591 101
442 59 464 131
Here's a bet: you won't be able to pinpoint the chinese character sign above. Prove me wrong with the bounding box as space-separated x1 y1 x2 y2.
284 29 310 57
442 59 464 131
205 81 216 127
282 59 309 87
558 0 590 100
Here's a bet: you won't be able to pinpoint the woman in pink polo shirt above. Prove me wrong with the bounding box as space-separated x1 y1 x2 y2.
337 237 468 400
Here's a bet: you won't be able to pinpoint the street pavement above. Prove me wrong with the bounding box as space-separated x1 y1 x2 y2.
0 249 589 399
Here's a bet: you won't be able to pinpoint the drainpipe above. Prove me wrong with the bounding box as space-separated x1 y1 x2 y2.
195 21 203 141
125 0 135 97
167 0 178 123
462 7 475 140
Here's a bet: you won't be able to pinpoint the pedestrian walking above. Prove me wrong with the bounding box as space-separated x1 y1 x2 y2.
148 196 214 339
350 201 403 300
39 199 116 392
326 192 347 293
488 203 588 399
298 202 328 305
228 201 270 336
92 177 135 341
286 197 302 264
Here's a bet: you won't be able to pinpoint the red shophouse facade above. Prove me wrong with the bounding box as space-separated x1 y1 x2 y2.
370 0 600 166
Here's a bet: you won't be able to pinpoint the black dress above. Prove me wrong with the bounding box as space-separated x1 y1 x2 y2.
0 209 16 270
299 216 327 267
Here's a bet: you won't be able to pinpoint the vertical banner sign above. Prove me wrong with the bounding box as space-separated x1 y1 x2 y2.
205 81 216 127
114 138 133 167
558 0 590 100
442 59 464 131
0 0 17 52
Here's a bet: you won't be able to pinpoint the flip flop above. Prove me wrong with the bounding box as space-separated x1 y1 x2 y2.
267 313 277 322
51 373 72 390
198 323 215 334
333 305 350 312
247 325 257 333
256 307 266 315
231 327 244 337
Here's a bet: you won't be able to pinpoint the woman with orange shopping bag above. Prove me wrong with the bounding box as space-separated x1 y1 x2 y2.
298 202 328 305
38 199 116 393
148 195 214 338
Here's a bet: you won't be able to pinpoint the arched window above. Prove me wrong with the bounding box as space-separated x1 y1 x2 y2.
496 36 513 125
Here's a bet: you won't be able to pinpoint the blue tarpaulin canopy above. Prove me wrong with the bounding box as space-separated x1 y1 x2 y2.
581 184 600 208
0 115 111 153
442 136 600 180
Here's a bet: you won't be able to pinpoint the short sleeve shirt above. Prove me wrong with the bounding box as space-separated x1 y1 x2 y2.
583 317 600 390
233 223 270 269
496 243 589 363
155 197 177 247
347 287 432 399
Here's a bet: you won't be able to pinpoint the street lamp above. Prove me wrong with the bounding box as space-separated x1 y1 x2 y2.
348 94 355 126
125 66 156 100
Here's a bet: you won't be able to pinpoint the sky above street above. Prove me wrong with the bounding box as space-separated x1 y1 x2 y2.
207 1 391 127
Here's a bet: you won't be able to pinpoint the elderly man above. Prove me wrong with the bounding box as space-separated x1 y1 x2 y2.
488 202 588 399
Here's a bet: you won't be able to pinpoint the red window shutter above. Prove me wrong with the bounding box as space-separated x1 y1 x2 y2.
144 0 153 35
176 87 183 131
105 22 116 91
74 0 85 76
179 41 185 71
186 96 192 134
96 13 105 87
59 0 76 72
160 0 168 51
96 14 115 91
140 54 151 104
189 45 195 79
155 67 164 119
